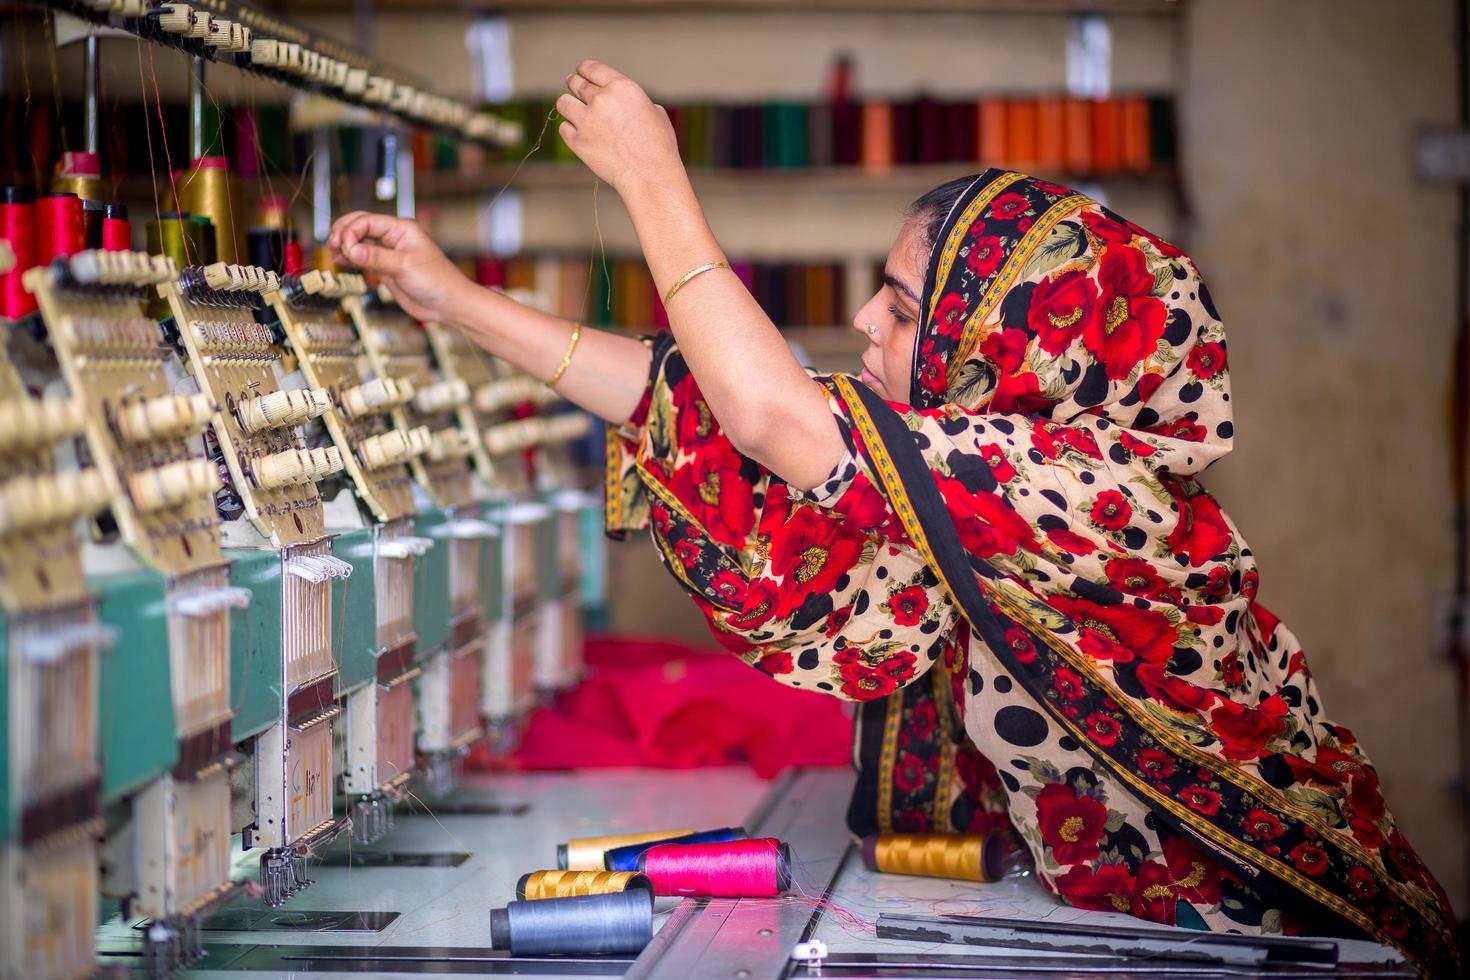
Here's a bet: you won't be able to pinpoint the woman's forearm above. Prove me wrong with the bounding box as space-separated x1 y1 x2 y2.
326 209 650 427
619 172 845 489
442 277 651 427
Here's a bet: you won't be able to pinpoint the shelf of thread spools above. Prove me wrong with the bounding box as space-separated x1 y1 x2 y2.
414 91 1177 194
467 252 875 369
257 0 1182 13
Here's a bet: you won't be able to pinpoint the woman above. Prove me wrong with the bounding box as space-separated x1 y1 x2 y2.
331 61 1457 975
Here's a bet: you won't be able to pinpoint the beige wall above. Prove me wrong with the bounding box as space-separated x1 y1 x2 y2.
1183 0 1464 911
302 1 1466 909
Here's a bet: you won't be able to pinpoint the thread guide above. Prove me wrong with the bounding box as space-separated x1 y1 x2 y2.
266 274 419 524
165 261 333 548
25 249 224 576
343 290 480 509
37 0 521 150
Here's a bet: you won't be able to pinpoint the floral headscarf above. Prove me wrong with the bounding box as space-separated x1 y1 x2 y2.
607 171 1456 975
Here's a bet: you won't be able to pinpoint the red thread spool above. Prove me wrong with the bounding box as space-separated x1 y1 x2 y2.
0 186 38 320
101 204 132 252
84 201 131 251
283 239 304 276
35 192 85 265
638 838 792 898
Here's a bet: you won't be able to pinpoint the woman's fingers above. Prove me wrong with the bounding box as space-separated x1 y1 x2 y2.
555 92 586 125
328 211 370 251
575 59 622 86
557 120 578 150
336 212 404 256
344 240 406 273
566 71 597 102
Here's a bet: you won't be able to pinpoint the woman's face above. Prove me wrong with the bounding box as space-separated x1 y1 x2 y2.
852 218 927 404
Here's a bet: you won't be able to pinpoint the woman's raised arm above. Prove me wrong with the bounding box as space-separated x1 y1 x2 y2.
556 60 848 490
327 210 652 427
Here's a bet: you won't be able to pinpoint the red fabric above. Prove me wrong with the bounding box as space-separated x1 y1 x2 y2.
470 634 851 778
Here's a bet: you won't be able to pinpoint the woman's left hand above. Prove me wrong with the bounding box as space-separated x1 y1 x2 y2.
557 61 684 197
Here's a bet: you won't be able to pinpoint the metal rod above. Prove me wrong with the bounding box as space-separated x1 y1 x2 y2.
312 127 333 245
190 55 206 160
83 34 99 156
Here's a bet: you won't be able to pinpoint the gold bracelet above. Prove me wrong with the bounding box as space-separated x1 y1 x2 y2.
663 260 729 308
547 322 582 389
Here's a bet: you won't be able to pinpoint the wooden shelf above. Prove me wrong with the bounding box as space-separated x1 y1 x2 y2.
607 326 864 369
265 0 1179 13
417 163 1179 198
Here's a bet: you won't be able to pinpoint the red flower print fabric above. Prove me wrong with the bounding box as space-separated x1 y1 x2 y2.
604 170 1456 976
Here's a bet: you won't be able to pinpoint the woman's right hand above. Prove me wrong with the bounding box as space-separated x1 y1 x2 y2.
326 212 471 323
557 61 684 199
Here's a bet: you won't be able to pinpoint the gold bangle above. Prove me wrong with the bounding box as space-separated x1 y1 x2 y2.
547 322 582 389
663 260 729 308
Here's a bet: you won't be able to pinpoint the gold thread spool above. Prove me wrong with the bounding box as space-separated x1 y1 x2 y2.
558 829 695 871
516 870 652 901
147 212 214 269
168 157 245 264
863 833 1001 883
51 151 105 203
146 212 213 318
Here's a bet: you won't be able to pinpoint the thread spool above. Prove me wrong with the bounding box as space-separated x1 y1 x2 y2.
0 186 38 319
35 193 85 265
170 156 244 263
83 201 131 251
516 870 652 901
638 838 792 898
146 212 213 270
247 227 288 275
255 195 290 231
50 150 104 202
559 828 695 871
488 891 652 957
602 826 748 873
101 204 131 251
860 831 1033 883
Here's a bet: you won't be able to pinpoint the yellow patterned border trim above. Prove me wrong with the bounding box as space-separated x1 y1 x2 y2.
953 194 1093 371
604 426 624 531
926 171 1025 323
875 690 906 834
931 669 957 830
828 373 1442 970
